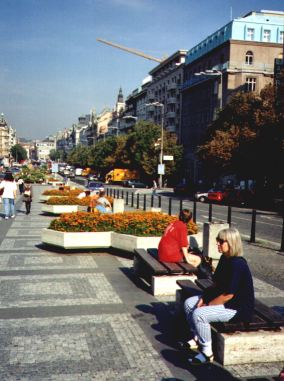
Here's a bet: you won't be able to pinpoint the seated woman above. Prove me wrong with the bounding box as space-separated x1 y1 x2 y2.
158 209 201 267
95 191 112 213
184 227 255 365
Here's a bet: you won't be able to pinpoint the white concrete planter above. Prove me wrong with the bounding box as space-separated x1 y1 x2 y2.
41 204 79 214
42 229 201 253
40 195 69 202
41 229 112 249
48 181 64 187
111 232 161 252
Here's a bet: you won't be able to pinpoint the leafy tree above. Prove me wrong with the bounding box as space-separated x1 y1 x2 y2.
197 85 282 188
10 144 27 162
82 121 183 183
88 137 118 174
49 149 61 161
67 145 91 168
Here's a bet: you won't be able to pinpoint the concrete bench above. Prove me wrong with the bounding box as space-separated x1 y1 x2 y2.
176 279 284 365
133 248 198 296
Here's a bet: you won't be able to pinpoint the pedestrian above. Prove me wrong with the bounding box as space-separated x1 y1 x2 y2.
0 172 17 219
22 183 32 214
158 209 201 267
17 177 24 195
96 190 112 213
152 179 158 196
183 227 254 365
88 191 99 212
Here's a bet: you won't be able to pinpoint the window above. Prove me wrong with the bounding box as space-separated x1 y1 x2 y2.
245 77 256 92
280 31 284 43
263 30 271 42
245 51 253 65
247 28 255 41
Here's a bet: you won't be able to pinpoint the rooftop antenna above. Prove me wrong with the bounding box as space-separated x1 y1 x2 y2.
230 6 233 21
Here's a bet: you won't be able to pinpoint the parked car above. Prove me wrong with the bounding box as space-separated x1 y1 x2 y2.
86 182 104 193
194 189 212 202
207 189 228 203
88 174 99 181
122 180 148 188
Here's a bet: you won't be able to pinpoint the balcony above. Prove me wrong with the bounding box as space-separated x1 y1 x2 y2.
167 83 177 90
166 111 176 119
167 97 177 104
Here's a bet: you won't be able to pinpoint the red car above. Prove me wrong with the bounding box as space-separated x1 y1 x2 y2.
207 189 228 203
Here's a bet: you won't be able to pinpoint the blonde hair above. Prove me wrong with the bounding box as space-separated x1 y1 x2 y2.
217 228 243 257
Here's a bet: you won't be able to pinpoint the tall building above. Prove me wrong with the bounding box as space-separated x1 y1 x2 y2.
181 10 284 182
0 113 16 163
147 50 187 138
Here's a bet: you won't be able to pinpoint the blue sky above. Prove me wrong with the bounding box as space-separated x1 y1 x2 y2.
0 0 283 139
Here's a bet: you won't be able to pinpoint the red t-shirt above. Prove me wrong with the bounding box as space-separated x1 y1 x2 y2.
158 220 188 262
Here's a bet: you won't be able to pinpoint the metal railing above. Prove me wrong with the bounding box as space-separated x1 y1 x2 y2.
106 187 284 252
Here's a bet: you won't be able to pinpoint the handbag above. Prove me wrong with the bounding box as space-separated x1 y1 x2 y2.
189 247 214 281
0 187 4 196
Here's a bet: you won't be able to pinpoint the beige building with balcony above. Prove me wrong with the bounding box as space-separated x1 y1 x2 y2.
181 10 284 182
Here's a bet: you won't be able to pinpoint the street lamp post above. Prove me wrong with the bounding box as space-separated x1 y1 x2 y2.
146 102 164 187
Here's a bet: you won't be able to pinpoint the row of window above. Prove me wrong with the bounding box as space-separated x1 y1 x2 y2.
247 28 283 43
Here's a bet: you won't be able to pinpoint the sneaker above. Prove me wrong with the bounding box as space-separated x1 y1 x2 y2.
188 351 214 365
178 338 199 351
4 216 9 220
10 215 15 218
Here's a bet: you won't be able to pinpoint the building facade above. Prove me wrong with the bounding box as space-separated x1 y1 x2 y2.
147 50 187 138
35 138 56 161
0 113 17 163
181 10 284 182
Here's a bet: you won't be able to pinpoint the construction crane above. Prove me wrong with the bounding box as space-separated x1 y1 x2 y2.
97 38 163 63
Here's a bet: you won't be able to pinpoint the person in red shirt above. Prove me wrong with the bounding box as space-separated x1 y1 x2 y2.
158 209 201 266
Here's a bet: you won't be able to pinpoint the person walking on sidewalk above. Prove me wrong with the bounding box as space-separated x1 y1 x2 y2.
0 172 17 219
17 177 25 195
152 179 158 196
184 227 254 365
22 183 33 214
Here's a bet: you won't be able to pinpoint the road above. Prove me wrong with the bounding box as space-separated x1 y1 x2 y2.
71 177 283 250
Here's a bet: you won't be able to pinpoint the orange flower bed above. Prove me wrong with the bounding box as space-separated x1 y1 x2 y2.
42 189 82 196
49 211 198 236
47 196 91 206
47 195 113 206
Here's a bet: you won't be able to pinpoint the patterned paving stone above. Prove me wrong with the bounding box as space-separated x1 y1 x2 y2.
254 277 284 298
227 362 281 378
0 274 122 307
0 239 41 250
0 314 172 380
7 229 43 237
0 253 97 270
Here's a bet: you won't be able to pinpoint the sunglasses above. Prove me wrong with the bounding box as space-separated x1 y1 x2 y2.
216 238 227 244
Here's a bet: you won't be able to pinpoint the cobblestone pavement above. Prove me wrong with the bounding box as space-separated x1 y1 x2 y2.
0 184 283 381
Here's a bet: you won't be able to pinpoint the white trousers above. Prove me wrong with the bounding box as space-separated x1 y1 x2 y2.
184 295 237 355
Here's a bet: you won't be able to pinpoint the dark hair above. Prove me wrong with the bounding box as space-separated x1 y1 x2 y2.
179 209 192 223
4 172 14 182
99 190 105 197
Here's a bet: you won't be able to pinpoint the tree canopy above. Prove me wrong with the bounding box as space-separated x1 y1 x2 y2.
66 121 183 183
197 84 283 186
10 144 27 162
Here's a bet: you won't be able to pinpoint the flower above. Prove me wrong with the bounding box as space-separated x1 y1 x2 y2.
48 211 198 236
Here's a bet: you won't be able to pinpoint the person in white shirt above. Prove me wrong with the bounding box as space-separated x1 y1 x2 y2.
0 172 17 219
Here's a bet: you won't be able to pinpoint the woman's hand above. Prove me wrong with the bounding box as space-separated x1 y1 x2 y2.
197 298 206 308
